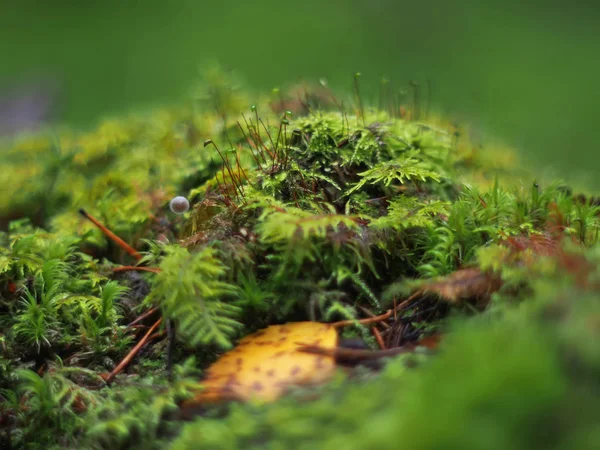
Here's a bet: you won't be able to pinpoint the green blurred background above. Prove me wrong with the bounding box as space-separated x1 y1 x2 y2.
2 0 599 189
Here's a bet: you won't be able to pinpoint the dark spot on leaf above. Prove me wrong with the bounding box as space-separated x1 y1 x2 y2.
252 381 263 392
206 374 226 380
290 366 301 376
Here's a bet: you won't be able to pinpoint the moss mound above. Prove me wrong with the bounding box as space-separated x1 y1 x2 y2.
0 71 598 449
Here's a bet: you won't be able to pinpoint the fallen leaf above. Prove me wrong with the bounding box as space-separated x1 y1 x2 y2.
183 322 338 406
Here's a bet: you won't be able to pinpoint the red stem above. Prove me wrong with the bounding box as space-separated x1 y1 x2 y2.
79 209 141 261
104 318 163 384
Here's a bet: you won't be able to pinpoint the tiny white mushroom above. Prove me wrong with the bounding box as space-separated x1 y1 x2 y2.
169 196 190 214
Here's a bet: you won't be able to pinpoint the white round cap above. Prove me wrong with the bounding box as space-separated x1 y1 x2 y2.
169 196 190 214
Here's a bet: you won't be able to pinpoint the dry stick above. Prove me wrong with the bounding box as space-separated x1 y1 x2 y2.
131 325 153 339
372 326 386 349
297 343 411 361
357 305 390 329
394 291 422 313
79 209 142 260
104 318 163 384
127 306 159 328
147 331 166 342
330 309 392 328
113 266 161 274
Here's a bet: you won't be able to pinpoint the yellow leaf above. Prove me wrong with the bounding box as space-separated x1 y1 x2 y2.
184 322 338 405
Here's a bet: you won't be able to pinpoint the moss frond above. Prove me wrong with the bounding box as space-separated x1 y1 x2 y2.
345 157 443 197
149 245 241 349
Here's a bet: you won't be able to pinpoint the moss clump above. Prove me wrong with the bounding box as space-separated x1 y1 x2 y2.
1 69 599 449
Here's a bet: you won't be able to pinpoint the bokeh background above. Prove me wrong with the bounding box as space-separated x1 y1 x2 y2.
2 0 599 189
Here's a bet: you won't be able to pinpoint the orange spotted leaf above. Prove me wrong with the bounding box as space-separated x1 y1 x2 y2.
183 322 338 406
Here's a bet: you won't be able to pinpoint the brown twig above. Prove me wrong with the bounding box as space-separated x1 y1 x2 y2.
331 309 392 328
147 331 166 342
394 291 421 313
127 306 159 328
104 318 163 384
79 209 142 260
372 327 386 349
358 305 390 329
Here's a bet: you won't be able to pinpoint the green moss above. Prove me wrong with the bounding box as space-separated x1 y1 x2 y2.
172 256 600 450
1 71 599 449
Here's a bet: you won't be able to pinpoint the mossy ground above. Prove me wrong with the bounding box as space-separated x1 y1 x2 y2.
0 69 599 449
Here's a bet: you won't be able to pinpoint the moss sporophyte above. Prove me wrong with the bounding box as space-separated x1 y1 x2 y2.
1 72 599 449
